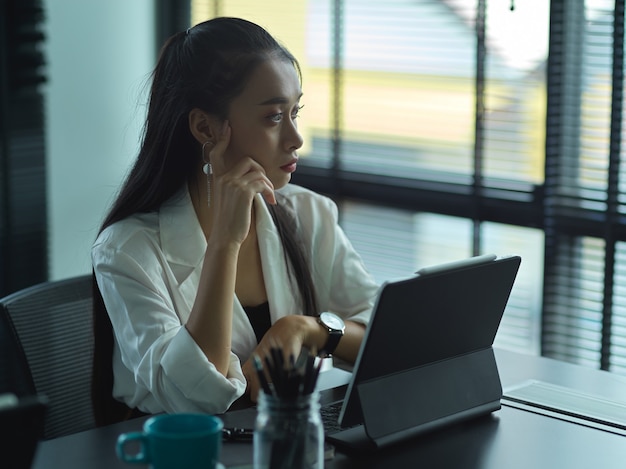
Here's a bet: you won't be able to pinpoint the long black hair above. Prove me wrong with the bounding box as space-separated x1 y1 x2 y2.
92 17 318 426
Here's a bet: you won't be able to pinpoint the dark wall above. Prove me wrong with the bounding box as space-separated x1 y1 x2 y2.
0 0 48 295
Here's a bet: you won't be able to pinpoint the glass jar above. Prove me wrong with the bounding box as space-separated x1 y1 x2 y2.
253 391 324 469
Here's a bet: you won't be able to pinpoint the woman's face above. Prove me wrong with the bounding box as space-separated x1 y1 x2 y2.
224 57 304 190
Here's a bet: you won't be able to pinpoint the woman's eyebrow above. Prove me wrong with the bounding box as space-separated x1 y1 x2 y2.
257 93 303 106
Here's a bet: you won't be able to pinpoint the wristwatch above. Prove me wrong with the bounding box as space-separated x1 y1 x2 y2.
317 312 345 357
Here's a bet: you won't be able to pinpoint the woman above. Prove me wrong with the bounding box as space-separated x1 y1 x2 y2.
91 17 378 422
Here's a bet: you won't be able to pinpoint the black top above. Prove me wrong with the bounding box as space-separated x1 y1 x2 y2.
242 301 271 343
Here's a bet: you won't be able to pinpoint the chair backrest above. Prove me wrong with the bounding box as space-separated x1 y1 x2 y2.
0 303 36 397
0 275 95 439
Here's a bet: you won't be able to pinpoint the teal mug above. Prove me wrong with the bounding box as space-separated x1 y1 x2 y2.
116 413 224 469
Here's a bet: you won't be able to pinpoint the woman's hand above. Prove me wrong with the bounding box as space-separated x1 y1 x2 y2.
241 358 263 402
242 315 367 400
242 315 319 401
208 121 276 247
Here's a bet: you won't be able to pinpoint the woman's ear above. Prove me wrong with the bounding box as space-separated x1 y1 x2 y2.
188 108 219 144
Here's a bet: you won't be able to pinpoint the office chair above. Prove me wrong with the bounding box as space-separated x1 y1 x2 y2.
0 275 96 439
0 302 36 397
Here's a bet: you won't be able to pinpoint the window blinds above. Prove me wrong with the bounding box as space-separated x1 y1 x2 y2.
543 0 626 371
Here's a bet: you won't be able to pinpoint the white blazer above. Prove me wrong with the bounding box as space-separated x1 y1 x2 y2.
92 184 379 415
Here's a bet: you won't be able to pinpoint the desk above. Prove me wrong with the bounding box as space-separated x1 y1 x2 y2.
32 349 626 468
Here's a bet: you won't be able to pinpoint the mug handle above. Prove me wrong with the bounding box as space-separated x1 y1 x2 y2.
116 432 150 464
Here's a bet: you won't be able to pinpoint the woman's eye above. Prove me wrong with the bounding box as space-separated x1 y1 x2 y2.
268 113 283 123
291 104 304 119
268 105 304 124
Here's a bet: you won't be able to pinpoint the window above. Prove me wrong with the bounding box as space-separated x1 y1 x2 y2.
543 0 626 372
186 0 626 373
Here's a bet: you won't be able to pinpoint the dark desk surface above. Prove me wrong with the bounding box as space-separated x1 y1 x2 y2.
33 349 626 469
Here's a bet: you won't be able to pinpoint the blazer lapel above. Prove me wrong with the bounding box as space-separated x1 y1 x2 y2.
255 195 299 322
159 187 257 355
159 188 206 313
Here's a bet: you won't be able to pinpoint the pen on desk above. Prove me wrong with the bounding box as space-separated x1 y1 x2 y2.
222 427 254 441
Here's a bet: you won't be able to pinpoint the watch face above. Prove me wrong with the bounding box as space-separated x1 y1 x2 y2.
320 312 345 331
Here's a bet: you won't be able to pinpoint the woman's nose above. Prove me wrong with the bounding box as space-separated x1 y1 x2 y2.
284 118 304 151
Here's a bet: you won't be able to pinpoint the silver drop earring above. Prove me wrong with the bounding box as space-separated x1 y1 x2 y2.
202 141 213 207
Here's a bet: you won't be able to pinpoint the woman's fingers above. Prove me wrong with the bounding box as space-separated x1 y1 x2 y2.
242 359 262 402
255 317 307 364
237 166 276 206
206 121 276 205
219 156 276 206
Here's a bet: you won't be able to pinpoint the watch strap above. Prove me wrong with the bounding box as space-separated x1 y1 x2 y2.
320 329 343 356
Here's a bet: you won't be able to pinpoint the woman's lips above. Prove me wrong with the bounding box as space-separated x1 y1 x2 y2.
280 159 298 173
